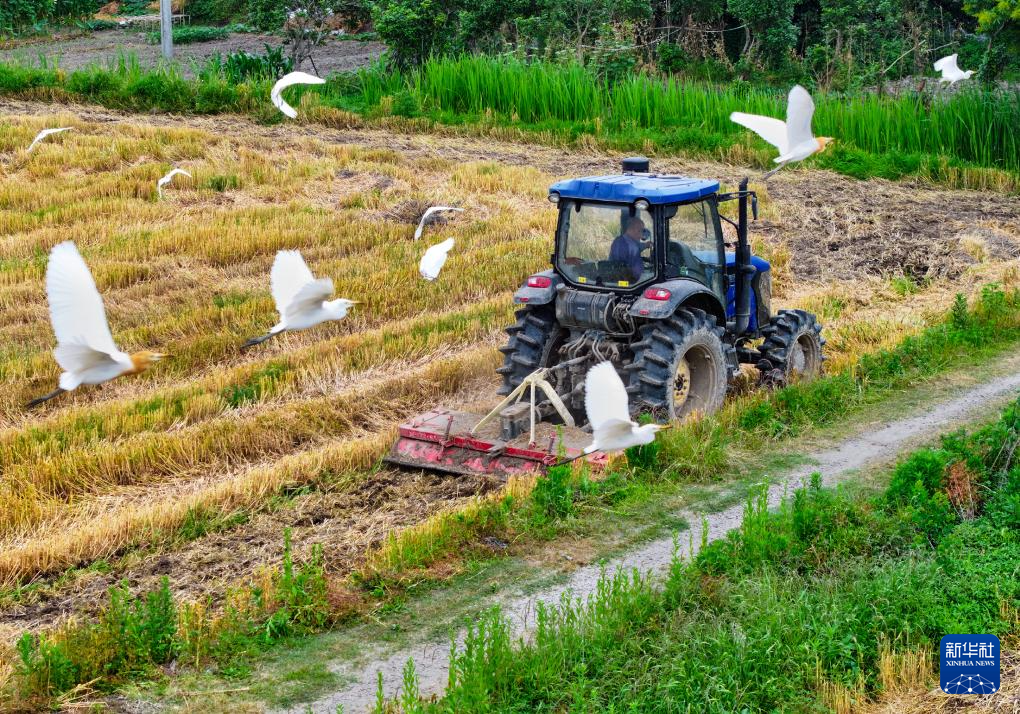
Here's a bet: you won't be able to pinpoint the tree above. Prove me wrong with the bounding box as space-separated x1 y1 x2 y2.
727 0 799 66
962 0 1020 79
285 0 334 72
372 0 458 67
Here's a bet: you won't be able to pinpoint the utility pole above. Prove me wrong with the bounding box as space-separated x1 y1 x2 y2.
159 0 174 61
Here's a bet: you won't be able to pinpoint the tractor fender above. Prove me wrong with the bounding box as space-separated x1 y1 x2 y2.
512 269 561 306
629 279 726 324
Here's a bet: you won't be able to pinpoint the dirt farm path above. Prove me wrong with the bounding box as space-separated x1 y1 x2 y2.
286 355 1020 713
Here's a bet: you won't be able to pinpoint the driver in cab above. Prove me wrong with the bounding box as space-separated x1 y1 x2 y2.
609 216 650 282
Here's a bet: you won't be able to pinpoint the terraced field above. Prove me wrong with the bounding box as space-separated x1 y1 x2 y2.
0 96 1018 655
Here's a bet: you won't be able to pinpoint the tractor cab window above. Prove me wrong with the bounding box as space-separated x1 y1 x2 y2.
557 201 655 288
666 201 724 296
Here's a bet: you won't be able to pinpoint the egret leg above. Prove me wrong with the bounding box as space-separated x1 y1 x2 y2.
241 331 281 350
762 164 785 180
26 388 66 409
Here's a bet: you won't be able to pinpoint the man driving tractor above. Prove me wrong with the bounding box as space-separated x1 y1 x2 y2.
608 216 650 282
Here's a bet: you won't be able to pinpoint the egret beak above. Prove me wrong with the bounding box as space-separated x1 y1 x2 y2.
154 353 172 360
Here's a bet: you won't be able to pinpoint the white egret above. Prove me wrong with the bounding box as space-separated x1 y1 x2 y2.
582 361 665 454
27 127 72 152
413 206 463 240
730 85 834 179
934 54 974 84
419 238 454 281
271 71 326 119
242 250 357 348
157 168 192 199
27 242 168 408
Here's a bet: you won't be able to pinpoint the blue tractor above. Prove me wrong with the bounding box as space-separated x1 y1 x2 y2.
497 157 825 423
386 158 824 477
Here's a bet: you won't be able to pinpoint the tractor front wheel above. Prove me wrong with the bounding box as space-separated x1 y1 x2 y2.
627 307 731 422
756 309 825 386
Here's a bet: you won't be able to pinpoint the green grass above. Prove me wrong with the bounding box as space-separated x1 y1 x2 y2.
398 398 1020 712
6 529 333 707
145 25 230 45
0 54 1017 189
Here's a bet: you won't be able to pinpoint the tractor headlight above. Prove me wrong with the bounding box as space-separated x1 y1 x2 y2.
548 192 560 204
635 199 650 211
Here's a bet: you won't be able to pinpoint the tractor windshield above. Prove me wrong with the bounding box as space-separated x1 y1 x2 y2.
556 200 655 288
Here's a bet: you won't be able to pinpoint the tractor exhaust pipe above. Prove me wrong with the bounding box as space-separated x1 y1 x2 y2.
733 177 755 335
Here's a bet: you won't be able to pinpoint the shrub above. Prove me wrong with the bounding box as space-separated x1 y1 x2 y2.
248 0 286 31
656 42 687 73
146 25 230 44
530 463 575 521
220 44 293 82
185 0 246 24
54 0 100 20
0 0 51 34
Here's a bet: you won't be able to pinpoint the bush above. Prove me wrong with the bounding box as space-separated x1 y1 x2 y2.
371 0 453 68
656 42 687 74
185 0 246 25
530 463 575 522
248 0 286 31
54 0 100 20
0 0 51 34
146 25 230 44
219 44 293 82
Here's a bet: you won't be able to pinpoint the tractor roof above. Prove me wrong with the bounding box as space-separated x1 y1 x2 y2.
550 173 719 205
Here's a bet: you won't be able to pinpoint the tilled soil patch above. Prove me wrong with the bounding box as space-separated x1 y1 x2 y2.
0 468 500 637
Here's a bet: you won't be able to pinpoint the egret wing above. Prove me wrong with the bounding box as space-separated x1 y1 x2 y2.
46 242 118 355
27 127 71 152
54 340 121 374
934 54 959 73
729 112 789 154
419 238 454 280
784 85 816 149
284 278 334 320
271 250 317 316
414 206 463 240
271 71 326 119
584 361 630 430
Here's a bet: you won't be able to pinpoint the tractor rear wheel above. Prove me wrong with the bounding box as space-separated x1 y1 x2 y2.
496 305 566 396
756 309 825 386
627 307 731 421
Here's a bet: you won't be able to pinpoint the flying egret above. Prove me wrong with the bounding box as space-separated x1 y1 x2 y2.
413 206 463 240
157 168 191 199
419 238 454 281
730 85 834 179
27 242 168 408
271 71 326 119
26 127 72 152
934 54 974 84
242 250 357 348
582 361 666 454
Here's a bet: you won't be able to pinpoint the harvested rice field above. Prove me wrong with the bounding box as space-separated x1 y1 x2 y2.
0 96 1019 709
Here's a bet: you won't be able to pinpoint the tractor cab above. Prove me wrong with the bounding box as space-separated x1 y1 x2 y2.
542 156 770 339
549 161 725 300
